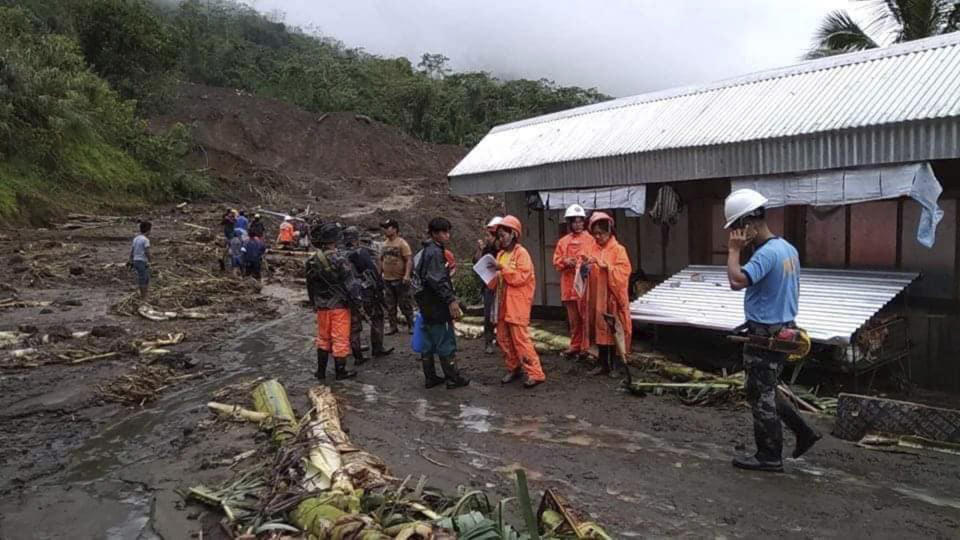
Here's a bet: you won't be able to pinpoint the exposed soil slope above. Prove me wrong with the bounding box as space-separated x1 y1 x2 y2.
152 83 500 256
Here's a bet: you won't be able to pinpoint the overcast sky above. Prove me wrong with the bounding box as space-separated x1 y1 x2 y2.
244 0 864 97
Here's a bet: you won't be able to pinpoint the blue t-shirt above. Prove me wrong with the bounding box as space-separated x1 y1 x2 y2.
235 215 249 231
741 237 799 325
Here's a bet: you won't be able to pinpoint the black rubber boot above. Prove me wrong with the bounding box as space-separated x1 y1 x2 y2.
501 369 523 384
587 346 611 376
352 345 368 366
315 350 329 381
732 455 784 473
334 358 357 380
792 429 823 459
439 356 470 389
422 355 445 388
372 346 394 358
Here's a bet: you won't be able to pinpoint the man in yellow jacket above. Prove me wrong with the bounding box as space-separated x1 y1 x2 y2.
489 215 546 388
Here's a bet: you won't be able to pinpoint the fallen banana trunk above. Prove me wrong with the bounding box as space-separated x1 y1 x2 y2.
194 381 610 539
455 322 571 353
208 401 272 423
858 433 960 456
251 379 297 444
137 304 213 321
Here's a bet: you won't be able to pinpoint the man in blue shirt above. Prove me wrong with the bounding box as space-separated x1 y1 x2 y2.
724 189 820 473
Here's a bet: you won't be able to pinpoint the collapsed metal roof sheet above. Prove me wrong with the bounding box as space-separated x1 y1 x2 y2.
629 265 918 345
449 33 960 194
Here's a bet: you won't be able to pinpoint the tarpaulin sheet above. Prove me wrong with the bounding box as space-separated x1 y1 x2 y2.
539 185 647 216
732 162 943 247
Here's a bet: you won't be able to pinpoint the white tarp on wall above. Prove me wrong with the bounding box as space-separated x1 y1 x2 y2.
732 162 944 247
538 185 647 216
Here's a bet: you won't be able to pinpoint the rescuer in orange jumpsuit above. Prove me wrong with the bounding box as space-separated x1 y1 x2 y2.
580 212 633 377
306 223 363 381
552 203 592 359
277 216 296 247
489 215 546 388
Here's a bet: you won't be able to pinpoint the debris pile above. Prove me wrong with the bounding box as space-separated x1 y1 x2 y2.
112 275 261 318
191 379 611 539
0 326 136 369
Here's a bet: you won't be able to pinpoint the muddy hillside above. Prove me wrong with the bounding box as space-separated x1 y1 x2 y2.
152 83 501 256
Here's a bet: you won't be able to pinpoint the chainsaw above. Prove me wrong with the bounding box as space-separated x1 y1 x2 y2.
727 326 812 361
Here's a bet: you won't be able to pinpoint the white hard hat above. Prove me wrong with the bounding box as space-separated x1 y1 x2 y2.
485 216 503 230
724 189 769 229
564 204 587 219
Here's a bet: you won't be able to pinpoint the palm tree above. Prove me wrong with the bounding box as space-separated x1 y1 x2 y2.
806 0 960 59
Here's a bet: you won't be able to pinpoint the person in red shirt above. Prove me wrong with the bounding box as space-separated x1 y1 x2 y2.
552 204 592 359
444 249 457 277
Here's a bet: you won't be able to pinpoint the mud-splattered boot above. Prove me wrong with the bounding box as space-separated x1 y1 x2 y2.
439 356 469 389
587 347 611 376
334 358 357 380
352 345 368 366
315 349 329 382
422 355 445 389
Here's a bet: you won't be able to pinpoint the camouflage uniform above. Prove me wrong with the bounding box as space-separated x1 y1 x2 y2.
306 239 362 379
743 324 815 462
345 241 388 359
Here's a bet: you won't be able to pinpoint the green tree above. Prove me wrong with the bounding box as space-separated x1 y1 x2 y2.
71 0 179 111
806 0 960 58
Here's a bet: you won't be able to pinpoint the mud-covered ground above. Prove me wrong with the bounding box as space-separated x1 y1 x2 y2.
1 215 960 539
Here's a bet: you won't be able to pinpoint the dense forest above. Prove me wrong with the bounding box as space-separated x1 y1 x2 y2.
0 0 610 221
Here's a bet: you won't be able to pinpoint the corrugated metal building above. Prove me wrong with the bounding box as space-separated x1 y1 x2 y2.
448 33 960 391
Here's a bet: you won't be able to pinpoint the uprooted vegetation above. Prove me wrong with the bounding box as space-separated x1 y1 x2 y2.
193 379 612 539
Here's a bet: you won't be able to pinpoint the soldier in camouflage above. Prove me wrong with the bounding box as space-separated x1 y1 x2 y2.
724 189 821 472
343 226 393 363
306 223 363 381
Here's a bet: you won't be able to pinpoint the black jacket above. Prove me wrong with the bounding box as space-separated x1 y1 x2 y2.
346 244 383 303
306 249 361 310
413 240 456 324
249 219 265 238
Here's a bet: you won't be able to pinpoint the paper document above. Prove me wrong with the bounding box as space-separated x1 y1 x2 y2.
472 254 498 284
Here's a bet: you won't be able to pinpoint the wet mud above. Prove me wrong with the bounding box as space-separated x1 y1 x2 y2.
2 257 960 538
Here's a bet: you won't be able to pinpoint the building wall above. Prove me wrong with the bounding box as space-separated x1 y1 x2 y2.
506 163 960 391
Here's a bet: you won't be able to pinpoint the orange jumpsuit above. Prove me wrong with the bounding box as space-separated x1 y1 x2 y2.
553 231 593 353
278 221 295 244
490 244 545 382
316 309 351 358
581 236 632 354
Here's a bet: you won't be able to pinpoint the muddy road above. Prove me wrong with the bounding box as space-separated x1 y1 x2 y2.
1 219 960 539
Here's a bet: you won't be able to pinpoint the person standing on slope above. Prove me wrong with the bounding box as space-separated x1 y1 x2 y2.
490 215 546 388
553 204 592 360
724 188 821 473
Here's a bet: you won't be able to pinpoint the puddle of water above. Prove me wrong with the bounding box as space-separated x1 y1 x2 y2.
892 486 960 510
343 383 721 461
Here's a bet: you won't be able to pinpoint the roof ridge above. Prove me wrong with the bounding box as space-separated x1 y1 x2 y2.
491 31 960 134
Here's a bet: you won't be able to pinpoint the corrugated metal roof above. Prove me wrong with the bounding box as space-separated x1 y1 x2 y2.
629 265 918 345
449 33 960 194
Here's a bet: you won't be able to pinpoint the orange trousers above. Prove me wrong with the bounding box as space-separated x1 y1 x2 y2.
563 300 584 352
316 308 351 358
497 321 546 382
